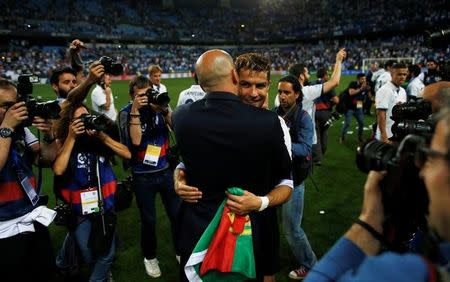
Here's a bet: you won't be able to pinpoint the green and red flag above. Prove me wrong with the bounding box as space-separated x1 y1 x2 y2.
184 187 256 282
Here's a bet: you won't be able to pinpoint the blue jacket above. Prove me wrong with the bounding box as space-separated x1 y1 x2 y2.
305 237 450 281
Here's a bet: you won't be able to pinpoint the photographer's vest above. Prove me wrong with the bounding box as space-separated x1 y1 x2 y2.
122 105 170 173
0 143 36 221
57 150 116 216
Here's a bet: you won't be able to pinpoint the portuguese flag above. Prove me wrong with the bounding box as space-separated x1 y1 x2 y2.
184 187 256 282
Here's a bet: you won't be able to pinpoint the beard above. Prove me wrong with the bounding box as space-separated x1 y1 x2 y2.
58 89 69 99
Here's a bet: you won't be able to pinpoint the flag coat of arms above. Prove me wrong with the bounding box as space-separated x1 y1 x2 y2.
185 187 256 281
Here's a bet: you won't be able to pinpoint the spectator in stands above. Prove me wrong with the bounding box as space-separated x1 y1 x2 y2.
91 74 117 121
313 67 338 165
375 63 408 143
176 74 205 107
148 65 167 94
407 64 425 98
340 73 370 143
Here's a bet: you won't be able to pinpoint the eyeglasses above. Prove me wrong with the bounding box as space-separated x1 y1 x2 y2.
415 146 450 168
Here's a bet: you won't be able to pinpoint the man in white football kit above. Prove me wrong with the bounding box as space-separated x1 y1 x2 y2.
373 60 395 94
407 64 425 98
176 75 206 107
91 73 117 121
375 63 408 143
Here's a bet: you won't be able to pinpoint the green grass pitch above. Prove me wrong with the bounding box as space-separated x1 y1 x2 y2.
32 74 374 281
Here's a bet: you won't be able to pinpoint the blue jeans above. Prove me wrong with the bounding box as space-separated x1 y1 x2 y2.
340 108 364 140
76 218 115 282
133 169 181 259
282 183 317 269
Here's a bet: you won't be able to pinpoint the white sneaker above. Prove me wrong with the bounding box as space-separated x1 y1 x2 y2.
143 258 161 278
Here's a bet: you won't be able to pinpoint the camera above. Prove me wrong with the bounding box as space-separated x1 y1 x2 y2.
79 113 112 132
99 56 123 76
390 99 433 142
17 74 61 126
324 111 341 129
145 88 170 106
54 202 75 228
356 135 430 251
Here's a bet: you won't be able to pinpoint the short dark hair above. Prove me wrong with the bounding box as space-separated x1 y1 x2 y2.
316 67 327 79
357 73 366 79
408 64 422 77
129 75 151 96
235 53 271 81
0 79 17 91
288 63 307 79
384 60 396 69
392 62 408 69
427 58 437 64
50 67 76 85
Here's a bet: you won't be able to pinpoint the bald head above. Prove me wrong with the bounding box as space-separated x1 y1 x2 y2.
422 81 450 112
195 49 238 93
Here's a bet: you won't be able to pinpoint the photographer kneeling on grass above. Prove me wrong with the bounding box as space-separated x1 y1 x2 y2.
53 102 130 282
305 96 450 281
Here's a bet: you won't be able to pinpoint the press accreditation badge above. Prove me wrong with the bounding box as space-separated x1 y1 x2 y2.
357 101 363 108
80 189 99 215
143 145 161 166
21 177 39 206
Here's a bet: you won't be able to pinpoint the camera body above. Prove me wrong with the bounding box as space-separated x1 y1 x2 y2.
17 74 61 126
79 113 111 132
356 98 435 251
356 135 429 251
99 56 123 76
390 99 433 142
145 88 170 107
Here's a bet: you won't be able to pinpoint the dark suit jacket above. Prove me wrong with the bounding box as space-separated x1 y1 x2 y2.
173 92 292 278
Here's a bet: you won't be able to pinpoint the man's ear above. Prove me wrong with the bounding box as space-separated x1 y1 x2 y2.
51 84 58 93
231 69 239 85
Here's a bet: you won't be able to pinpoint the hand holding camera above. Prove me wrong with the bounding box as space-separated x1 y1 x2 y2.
86 61 105 85
2 102 28 130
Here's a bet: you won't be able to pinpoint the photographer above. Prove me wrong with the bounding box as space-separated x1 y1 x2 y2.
0 80 60 281
118 75 180 278
305 102 450 281
340 73 370 143
53 102 130 281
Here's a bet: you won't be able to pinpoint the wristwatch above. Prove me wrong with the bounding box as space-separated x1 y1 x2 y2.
0 127 13 138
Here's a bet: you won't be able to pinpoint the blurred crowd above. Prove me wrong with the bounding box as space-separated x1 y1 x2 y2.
1 34 449 79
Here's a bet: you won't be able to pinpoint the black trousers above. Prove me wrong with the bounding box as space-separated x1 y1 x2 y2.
0 222 55 282
313 110 332 162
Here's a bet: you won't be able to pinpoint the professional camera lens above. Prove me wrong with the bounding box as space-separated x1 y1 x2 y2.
79 113 110 131
356 140 397 173
392 120 433 141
